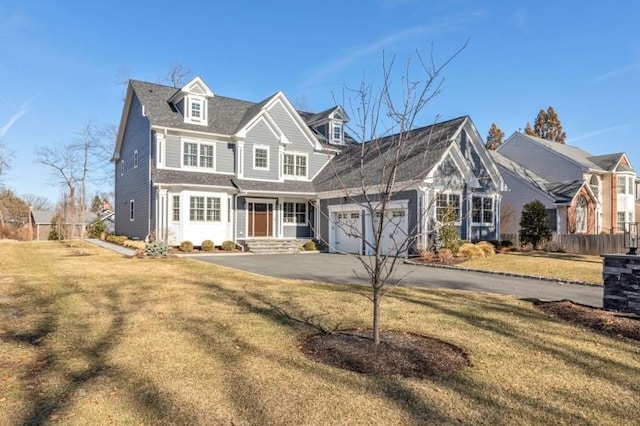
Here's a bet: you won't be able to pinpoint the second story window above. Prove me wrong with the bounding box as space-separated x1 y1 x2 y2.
283 153 307 178
185 96 206 125
133 150 138 168
183 141 215 170
254 146 269 170
332 122 343 144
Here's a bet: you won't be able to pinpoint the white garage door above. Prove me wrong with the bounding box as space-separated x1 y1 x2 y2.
373 209 408 256
334 211 362 254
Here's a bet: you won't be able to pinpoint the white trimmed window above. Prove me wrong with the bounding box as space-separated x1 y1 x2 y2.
129 200 135 221
576 196 587 233
120 160 125 176
185 96 206 124
183 141 215 169
254 146 269 170
436 193 461 222
617 211 626 232
190 196 221 222
283 153 307 178
472 196 494 224
133 150 138 168
618 176 627 194
172 195 180 222
283 202 306 224
332 122 343 144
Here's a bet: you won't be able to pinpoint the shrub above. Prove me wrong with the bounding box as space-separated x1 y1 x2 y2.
106 235 127 245
302 240 316 251
500 240 513 249
488 240 501 250
88 221 106 238
179 240 194 252
421 250 435 262
458 242 484 259
221 240 235 251
438 248 454 264
124 239 146 251
145 241 168 257
477 241 495 257
201 240 215 252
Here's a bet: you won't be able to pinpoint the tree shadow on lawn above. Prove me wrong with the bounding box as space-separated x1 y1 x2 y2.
179 279 462 425
387 290 640 419
1 281 199 426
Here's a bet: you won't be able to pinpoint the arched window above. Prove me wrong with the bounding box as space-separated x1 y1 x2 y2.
576 196 588 233
589 175 599 200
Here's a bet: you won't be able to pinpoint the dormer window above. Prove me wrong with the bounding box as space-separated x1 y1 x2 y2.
331 123 343 145
185 96 206 125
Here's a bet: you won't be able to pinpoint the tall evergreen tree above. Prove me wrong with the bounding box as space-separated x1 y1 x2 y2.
486 122 505 150
519 199 552 249
525 107 567 143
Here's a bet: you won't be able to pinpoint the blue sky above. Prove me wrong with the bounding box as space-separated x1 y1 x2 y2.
1 0 639 201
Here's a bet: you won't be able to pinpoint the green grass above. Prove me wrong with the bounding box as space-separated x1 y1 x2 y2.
458 251 604 284
1 241 637 425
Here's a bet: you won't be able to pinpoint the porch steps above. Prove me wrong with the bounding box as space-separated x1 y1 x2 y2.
242 239 309 254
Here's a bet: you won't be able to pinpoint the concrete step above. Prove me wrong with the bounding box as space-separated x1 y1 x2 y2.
242 239 309 254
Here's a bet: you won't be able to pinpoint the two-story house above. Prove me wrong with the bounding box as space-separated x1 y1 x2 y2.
495 131 637 234
112 76 506 255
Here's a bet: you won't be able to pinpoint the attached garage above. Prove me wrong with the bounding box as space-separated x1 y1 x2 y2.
328 201 409 256
371 209 408 256
333 210 362 254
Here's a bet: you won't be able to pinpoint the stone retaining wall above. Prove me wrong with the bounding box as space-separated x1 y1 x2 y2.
602 254 640 315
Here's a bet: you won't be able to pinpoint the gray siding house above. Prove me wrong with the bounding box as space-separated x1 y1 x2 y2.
497 132 637 234
113 77 506 255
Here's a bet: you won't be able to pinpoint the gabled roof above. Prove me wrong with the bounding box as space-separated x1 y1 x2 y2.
313 116 467 192
502 132 636 174
130 80 255 135
304 105 349 125
491 150 590 204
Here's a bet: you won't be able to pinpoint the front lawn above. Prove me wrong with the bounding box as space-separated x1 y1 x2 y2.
1 241 637 424
458 251 604 284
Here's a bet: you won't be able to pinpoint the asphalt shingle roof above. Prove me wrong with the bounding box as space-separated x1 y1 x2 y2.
313 117 467 192
491 151 584 203
130 80 257 135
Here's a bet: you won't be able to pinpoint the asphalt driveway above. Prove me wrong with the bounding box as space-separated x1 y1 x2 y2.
196 253 603 307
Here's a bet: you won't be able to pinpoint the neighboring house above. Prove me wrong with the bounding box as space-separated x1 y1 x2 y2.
491 151 598 234
112 76 506 255
30 210 56 240
496 132 637 234
29 210 86 240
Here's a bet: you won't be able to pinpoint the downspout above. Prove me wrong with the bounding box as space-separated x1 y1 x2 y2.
147 127 153 239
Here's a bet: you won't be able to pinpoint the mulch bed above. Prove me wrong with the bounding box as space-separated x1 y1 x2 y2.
301 329 471 378
535 300 640 341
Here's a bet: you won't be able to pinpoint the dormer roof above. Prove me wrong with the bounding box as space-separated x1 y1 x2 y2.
304 105 350 125
168 76 214 102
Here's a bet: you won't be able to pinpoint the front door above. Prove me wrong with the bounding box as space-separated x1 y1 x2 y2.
248 202 273 237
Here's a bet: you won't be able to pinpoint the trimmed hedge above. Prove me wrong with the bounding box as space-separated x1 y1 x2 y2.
201 240 215 252
179 241 194 252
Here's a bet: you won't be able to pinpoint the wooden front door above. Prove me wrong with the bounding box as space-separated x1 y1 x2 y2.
248 202 273 237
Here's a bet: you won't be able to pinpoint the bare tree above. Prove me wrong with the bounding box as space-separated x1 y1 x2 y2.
21 194 53 211
162 61 192 88
0 140 10 184
37 123 110 239
321 44 468 345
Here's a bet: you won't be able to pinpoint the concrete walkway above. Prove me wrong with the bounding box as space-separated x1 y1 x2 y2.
196 253 604 308
86 238 137 256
